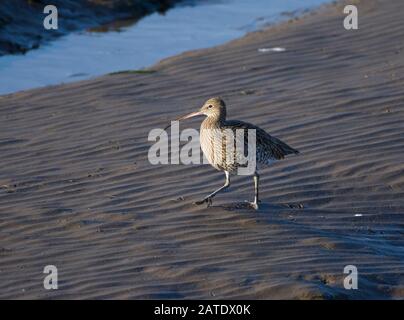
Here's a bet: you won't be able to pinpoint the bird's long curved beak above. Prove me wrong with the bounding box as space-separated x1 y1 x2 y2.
164 111 203 130
176 111 203 121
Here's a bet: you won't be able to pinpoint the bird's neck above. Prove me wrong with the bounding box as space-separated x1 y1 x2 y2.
202 114 225 129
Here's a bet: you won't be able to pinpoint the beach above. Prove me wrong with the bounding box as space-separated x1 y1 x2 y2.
0 0 403 299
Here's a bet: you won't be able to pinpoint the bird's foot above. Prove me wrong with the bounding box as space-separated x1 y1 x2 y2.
194 196 213 207
244 200 259 210
250 202 259 210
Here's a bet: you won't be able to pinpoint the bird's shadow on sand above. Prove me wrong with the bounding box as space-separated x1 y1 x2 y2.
206 201 290 212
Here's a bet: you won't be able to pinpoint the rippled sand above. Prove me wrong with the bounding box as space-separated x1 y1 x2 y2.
0 0 403 299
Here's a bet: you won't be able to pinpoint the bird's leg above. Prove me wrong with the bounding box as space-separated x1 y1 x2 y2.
249 172 260 210
195 171 230 207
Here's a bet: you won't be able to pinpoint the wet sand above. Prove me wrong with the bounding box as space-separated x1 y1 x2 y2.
0 0 403 299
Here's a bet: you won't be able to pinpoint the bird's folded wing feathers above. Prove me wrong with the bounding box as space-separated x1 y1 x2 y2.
223 120 299 160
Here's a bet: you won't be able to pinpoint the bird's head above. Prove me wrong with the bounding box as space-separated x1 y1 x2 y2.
198 97 226 119
164 97 226 130
165 98 226 131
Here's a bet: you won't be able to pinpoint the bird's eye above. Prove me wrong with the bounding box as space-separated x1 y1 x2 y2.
208 105 213 109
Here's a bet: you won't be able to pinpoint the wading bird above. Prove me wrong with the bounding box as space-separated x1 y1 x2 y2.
166 97 299 209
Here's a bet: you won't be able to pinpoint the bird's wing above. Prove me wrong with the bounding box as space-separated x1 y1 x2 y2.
223 120 299 160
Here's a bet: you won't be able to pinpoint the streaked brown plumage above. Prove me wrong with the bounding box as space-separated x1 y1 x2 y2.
170 97 299 209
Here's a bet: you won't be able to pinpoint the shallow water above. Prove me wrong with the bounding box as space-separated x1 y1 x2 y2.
0 0 328 95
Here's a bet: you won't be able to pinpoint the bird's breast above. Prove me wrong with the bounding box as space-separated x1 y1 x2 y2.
199 122 254 173
200 126 223 171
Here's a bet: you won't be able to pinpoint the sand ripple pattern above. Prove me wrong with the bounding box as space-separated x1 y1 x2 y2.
0 0 403 299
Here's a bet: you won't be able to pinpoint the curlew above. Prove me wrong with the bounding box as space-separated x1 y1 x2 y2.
167 97 299 209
